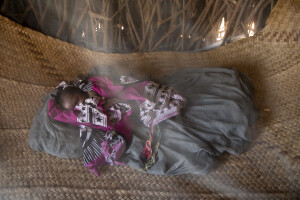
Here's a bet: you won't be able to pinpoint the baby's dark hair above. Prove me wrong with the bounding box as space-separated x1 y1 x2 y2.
54 86 82 109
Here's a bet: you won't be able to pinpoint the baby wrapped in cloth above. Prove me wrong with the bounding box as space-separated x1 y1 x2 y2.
43 73 186 175
29 66 258 175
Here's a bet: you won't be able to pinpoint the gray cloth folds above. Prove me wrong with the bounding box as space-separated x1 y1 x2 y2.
28 95 82 158
28 66 258 175
121 67 258 175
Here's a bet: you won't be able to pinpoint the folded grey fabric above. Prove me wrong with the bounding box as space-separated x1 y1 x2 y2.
121 67 258 175
28 95 82 158
29 67 258 175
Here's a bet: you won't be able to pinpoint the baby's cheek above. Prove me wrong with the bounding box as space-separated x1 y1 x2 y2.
63 101 75 110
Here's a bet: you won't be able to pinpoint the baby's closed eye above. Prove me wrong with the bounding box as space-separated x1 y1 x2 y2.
73 97 80 106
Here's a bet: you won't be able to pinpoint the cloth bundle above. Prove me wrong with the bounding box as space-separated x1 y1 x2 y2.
45 74 186 175
29 67 258 176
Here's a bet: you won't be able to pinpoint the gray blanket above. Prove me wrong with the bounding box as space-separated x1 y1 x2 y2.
29 67 258 175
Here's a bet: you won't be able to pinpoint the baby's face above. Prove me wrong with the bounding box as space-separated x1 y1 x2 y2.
61 90 87 110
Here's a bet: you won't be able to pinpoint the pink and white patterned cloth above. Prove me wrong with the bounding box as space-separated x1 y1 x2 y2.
48 76 186 139
140 81 186 127
79 126 126 176
47 76 186 175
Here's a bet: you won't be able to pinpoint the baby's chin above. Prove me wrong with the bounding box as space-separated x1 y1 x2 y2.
63 107 75 110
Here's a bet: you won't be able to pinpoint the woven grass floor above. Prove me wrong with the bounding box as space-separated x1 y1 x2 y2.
0 0 299 199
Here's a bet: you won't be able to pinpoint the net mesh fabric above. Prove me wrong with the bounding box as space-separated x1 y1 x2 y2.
0 0 299 199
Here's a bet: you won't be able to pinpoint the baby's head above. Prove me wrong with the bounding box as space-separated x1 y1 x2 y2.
55 86 88 110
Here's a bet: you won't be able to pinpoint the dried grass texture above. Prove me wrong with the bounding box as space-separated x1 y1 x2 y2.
1 0 276 52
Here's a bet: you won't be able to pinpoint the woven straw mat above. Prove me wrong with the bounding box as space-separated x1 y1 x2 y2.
0 0 299 199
